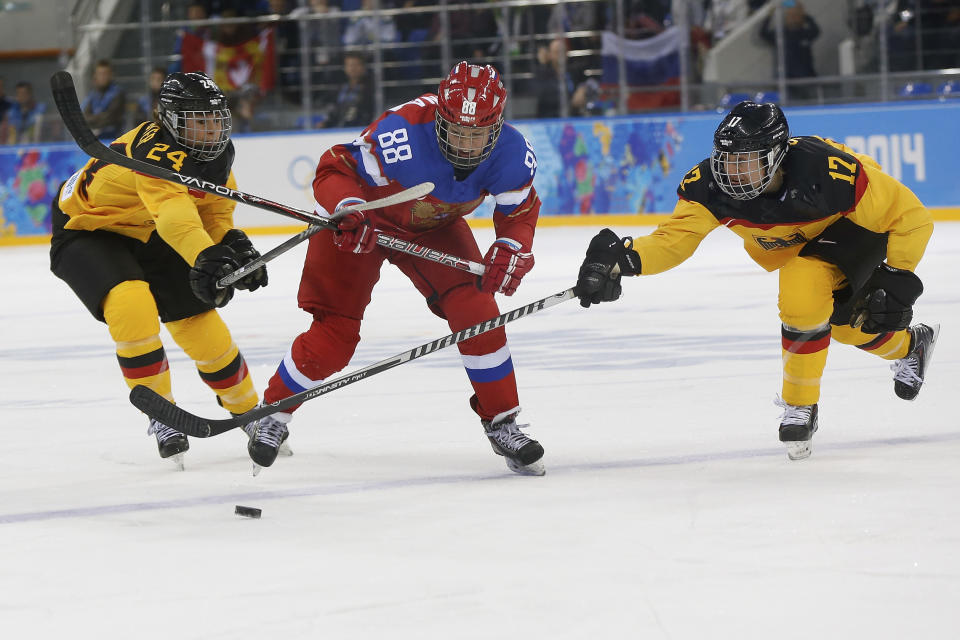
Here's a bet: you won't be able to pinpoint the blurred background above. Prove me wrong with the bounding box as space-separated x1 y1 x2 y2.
3 0 959 140
0 0 958 238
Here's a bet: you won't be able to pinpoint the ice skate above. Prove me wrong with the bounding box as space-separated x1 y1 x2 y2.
243 412 290 475
891 323 939 401
482 409 545 476
776 396 818 461
147 418 189 471
234 411 293 458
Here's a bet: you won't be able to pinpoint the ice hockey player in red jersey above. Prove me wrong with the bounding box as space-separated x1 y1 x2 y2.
575 101 938 461
245 61 545 475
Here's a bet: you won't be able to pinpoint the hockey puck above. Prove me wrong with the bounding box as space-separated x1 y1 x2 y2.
235 505 262 519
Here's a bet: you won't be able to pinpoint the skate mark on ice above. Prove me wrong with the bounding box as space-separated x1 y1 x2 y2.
1 430 958 525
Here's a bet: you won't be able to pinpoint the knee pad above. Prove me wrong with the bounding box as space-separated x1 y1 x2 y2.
103 281 160 344
436 284 499 326
437 285 505 356
289 312 363 382
779 258 839 329
165 310 233 363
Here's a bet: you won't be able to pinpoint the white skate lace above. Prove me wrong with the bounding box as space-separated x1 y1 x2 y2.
774 396 813 426
488 420 534 452
147 419 183 443
254 416 287 448
890 357 922 386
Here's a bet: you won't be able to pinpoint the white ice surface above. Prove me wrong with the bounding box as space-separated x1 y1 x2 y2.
1 224 957 639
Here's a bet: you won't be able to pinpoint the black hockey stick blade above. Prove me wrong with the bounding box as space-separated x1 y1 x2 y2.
130 386 243 437
130 287 577 437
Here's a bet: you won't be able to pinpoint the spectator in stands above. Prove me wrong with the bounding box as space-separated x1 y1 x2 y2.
264 0 304 104
625 0 669 39
887 0 960 71
705 0 749 43
216 7 260 45
530 37 585 118
134 67 167 125
4 81 47 144
570 77 609 116
292 0 343 98
217 8 263 133
395 0 436 80
396 0 432 42
919 0 960 70
342 0 398 47
434 0 499 61
760 1 820 98
170 2 211 72
324 51 374 129
82 60 127 141
0 77 11 124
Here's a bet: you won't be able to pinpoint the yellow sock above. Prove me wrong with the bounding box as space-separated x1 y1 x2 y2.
166 310 258 414
103 280 172 402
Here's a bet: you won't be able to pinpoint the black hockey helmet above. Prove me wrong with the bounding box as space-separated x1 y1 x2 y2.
157 71 232 161
710 101 789 200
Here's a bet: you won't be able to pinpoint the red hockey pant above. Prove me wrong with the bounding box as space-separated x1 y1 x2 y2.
264 219 520 422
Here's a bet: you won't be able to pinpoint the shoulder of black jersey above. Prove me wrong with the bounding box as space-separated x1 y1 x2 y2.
129 122 186 162
186 140 234 185
783 136 862 214
127 122 233 184
676 158 713 204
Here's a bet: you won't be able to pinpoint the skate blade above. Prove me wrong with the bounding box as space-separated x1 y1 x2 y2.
251 463 262 477
507 458 546 476
278 441 293 457
916 323 941 398
900 323 941 401
785 441 812 461
170 453 185 471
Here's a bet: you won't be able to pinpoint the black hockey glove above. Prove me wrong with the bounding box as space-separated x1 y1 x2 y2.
190 244 241 308
575 228 642 308
219 229 268 292
852 263 923 333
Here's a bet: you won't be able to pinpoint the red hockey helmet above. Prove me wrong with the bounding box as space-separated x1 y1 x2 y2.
435 61 507 170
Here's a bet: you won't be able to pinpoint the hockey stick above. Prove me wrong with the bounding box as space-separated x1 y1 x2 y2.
129 287 578 437
49 71 485 278
216 182 436 288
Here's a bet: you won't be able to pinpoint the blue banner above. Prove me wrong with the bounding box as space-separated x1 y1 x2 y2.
2 100 958 240
0 144 88 238
516 100 960 216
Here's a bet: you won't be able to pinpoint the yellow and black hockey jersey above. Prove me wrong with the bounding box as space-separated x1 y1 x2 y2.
633 136 933 276
57 121 237 266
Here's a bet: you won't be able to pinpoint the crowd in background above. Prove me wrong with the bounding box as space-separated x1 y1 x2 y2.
2 0 960 145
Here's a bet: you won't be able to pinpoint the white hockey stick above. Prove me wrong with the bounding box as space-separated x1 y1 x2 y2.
217 182 435 288
49 71 486 283
130 288 577 437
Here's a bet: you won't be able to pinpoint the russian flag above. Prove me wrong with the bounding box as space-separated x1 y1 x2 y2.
601 27 682 86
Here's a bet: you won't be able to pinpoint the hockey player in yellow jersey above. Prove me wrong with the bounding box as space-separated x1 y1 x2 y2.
50 71 276 470
575 101 938 460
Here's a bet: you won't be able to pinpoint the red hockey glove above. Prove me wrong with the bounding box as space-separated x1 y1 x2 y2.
479 238 534 296
333 210 378 254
